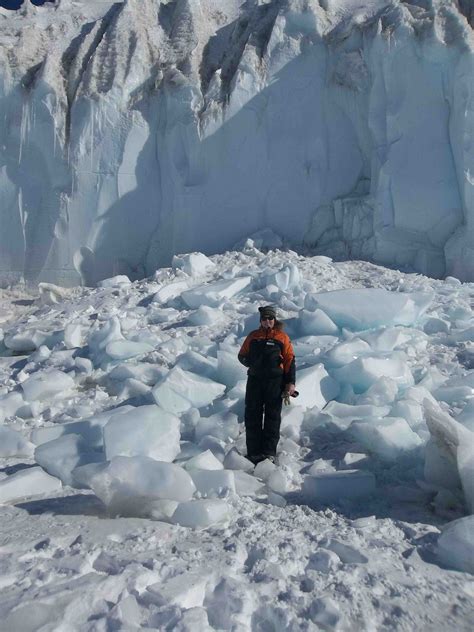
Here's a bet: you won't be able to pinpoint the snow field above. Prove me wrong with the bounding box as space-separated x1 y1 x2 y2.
0 246 473 628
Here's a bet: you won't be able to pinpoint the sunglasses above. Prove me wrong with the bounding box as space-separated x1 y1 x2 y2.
260 317 275 321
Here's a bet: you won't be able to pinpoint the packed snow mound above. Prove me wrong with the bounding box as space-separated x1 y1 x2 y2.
0 0 473 285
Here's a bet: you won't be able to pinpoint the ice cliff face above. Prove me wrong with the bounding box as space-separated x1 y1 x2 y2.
0 0 472 285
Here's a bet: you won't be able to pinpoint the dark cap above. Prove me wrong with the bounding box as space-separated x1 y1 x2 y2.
259 305 276 320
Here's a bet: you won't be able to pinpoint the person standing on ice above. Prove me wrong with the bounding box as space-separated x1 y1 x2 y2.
238 305 296 464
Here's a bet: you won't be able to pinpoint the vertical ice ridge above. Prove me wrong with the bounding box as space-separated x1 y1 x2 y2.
0 0 473 285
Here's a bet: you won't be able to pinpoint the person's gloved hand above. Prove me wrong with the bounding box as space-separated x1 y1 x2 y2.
284 383 296 397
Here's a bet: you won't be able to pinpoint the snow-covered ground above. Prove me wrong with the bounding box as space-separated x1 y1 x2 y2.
0 0 473 285
0 242 473 630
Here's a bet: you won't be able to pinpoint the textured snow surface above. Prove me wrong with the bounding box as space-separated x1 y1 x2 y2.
0 247 473 628
0 0 473 285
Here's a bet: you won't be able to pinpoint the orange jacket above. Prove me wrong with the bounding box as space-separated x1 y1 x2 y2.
238 327 295 383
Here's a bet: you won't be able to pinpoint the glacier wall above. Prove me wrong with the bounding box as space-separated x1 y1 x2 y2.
0 0 472 285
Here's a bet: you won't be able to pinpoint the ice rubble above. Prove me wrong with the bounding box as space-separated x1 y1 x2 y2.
0 248 473 541
0 0 473 285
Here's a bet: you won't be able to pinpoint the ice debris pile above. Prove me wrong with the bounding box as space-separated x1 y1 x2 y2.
0 0 473 285
0 246 474 571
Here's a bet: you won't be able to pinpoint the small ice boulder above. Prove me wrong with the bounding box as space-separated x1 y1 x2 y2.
88 316 124 364
105 340 154 361
349 417 422 461
223 448 254 472
104 405 180 462
153 280 189 304
181 277 251 309
0 427 34 457
302 470 375 503
21 369 75 402
172 252 215 277
267 491 287 507
0 466 62 504
267 468 291 495
38 282 69 305
307 459 336 474
296 364 340 410
266 264 300 292
83 456 196 513
63 323 84 349
309 289 432 330
254 458 277 482
190 470 236 496
187 305 224 327
152 367 225 415
97 275 131 288
4 329 48 352
172 499 231 528
299 309 339 336
195 412 239 443
146 571 209 608
184 449 224 471
340 453 370 469
437 515 474 574
233 471 266 496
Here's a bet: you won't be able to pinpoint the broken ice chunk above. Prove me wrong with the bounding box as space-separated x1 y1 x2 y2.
302 469 375 502
194 412 239 443
171 499 231 528
172 252 215 276
153 280 189 304
0 427 34 457
299 309 339 336
436 515 474 574
183 449 224 471
309 288 432 330
349 417 422 461
333 353 414 393
223 448 254 472
4 329 49 352
21 369 75 402
189 470 236 496
0 466 62 504
146 571 209 608
104 405 180 462
152 367 225 415
35 434 103 486
82 456 196 513
181 277 251 309
295 364 340 410
97 275 131 288
31 406 134 450
105 339 154 361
